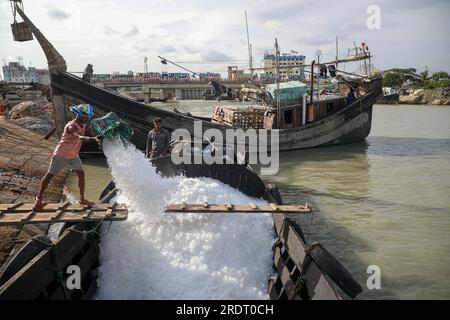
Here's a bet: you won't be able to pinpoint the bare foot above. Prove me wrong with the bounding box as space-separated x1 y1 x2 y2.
80 199 94 207
33 197 44 211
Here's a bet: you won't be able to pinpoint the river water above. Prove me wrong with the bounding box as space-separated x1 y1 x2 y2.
67 102 450 299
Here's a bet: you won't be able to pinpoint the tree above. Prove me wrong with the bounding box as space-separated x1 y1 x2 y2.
382 68 421 88
431 71 449 81
382 72 403 88
419 68 429 86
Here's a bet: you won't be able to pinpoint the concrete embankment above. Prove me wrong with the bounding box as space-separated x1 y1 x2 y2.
0 119 67 269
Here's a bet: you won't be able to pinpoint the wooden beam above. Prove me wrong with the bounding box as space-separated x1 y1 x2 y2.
165 203 312 213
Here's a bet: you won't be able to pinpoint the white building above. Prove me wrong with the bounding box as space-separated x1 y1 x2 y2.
2 62 50 85
262 52 306 81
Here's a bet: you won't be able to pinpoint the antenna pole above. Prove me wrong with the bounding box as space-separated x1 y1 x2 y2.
245 10 253 75
335 35 339 70
310 60 315 104
275 38 281 128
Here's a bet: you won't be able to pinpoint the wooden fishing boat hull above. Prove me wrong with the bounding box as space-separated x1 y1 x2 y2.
279 105 373 149
51 72 381 152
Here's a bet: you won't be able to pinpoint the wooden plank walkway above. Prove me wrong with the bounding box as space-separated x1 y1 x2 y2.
165 202 312 213
0 203 128 225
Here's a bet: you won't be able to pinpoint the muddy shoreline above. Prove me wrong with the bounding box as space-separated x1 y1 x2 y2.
0 119 68 270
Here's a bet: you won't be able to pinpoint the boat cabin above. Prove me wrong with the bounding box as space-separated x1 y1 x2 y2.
212 80 357 130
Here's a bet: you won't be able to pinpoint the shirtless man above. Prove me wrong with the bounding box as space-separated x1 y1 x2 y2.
34 104 102 210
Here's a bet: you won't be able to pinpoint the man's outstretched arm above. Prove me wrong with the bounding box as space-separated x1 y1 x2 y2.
68 125 102 144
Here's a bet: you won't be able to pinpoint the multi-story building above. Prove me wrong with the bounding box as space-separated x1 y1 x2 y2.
262 52 306 81
227 66 253 81
2 62 50 85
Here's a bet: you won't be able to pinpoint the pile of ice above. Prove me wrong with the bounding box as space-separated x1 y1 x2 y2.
95 140 274 299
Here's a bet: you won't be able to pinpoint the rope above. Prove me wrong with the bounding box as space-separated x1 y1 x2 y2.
294 242 322 299
10 1 17 23
32 235 69 299
360 98 366 138
305 207 316 245
67 215 113 239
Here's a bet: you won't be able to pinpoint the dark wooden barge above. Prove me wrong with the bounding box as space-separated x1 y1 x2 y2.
0 158 362 300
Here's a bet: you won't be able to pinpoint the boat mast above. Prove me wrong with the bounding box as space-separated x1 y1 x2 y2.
275 38 281 128
316 50 321 111
310 60 315 104
335 36 339 70
245 10 253 75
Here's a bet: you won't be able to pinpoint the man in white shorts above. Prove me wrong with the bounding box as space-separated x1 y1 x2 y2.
34 104 102 210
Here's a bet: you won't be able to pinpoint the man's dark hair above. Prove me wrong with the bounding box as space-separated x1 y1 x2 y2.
1 92 6 98
154 118 162 123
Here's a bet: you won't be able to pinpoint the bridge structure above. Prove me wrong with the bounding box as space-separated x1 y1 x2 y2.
94 80 244 100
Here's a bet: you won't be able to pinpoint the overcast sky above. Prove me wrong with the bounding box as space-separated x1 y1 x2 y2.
0 0 449 76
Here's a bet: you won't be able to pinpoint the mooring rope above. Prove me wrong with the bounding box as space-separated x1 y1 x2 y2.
67 216 113 239
360 98 366 138
32 235 69 299
304 206 316 245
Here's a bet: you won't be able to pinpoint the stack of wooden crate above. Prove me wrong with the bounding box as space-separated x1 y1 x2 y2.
212 107 266 129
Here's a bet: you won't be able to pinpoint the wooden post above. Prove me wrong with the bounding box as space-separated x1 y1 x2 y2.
310 60 315 104
50 87 67 137
15 4 67 138
302 93 306 126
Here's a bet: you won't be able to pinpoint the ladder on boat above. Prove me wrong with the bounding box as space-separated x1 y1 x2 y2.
0 202 128 225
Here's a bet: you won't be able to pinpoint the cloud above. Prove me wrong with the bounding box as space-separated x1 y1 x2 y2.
264 20 282 32
104 25 120 36
133 45 149 53
160 45 177 53
200 49 232 61
2 0 448 74
47 8 70 20
257 1 309 21
179 45 198 55
123 25 139 37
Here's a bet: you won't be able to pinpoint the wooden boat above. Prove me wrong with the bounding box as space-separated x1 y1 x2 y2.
11 3 382 154
0 154 362 299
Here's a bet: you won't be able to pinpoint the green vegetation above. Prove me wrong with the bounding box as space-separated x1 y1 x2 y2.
382 68 450 89
431 71 449 81
423 79 450 89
